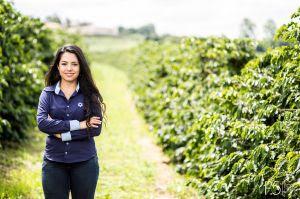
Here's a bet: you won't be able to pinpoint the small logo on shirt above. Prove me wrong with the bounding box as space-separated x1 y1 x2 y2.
78 102 83 107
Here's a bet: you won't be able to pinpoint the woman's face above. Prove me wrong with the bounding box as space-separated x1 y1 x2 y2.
57 52 80 83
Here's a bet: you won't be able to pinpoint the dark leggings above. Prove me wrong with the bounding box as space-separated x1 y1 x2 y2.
42 156 99 199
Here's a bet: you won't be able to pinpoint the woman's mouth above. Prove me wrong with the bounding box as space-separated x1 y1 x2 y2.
65 73 75 77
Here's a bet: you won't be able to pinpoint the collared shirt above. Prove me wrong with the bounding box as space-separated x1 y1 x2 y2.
36 80 102 163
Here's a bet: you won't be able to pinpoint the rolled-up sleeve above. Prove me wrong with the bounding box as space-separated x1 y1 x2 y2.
64 111 103 141
36 90 76 135
69 122 102 141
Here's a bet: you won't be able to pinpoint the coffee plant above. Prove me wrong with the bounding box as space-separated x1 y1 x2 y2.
129 8 300 198
0 0 86 146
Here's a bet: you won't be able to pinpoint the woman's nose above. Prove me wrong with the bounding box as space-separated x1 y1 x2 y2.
67 64 72 70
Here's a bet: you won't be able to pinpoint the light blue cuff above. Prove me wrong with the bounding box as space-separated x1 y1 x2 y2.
61 132 72 141
70 120 80 131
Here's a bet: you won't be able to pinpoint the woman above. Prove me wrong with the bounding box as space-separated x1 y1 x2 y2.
36 45 106 199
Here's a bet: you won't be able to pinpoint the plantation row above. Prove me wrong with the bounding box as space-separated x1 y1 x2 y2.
0 0 85 146
128 8 300 198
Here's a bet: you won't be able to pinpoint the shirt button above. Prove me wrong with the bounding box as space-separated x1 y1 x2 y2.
65 152 68 155
66 142 69 145
67 105 69 108
67 114 69 116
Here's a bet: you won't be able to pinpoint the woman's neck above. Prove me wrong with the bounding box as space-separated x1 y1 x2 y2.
60 79 77 91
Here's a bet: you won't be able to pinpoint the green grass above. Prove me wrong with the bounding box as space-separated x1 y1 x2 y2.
92 63 156 197
0 131 45 198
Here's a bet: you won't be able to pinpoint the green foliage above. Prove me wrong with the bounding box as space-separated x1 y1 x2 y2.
275 7 300 43
0 0 87 146
129 8 300 198
0 0 51 144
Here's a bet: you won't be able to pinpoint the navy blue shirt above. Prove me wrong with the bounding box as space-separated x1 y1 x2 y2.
36 81 102 163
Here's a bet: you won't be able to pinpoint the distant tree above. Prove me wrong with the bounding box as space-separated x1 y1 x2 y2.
128 28 137 34
45 14 62 24
240 18 256 38
118 23 158 40
78 22 91 27
65 18 72 27
263 19 277 40
138 23 157 39
118 24 156 38
118 26 125 34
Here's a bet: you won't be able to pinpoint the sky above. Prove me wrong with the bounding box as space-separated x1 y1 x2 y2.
10 0 300 38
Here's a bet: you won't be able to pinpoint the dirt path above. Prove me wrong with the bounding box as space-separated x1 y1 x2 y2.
126 73 199 199
138 136 175 198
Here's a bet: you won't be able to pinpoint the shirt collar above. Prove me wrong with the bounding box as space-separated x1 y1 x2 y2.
54 80 80 95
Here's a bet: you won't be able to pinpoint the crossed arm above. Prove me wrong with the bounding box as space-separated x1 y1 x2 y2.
36 90 102 141
49 115 102 141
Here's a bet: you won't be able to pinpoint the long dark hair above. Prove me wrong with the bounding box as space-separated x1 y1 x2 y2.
45 44 106 128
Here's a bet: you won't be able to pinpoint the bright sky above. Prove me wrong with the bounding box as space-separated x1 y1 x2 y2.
11 0 300 38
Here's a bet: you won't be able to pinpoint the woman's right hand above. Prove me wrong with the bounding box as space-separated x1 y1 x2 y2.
80 117 102 129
